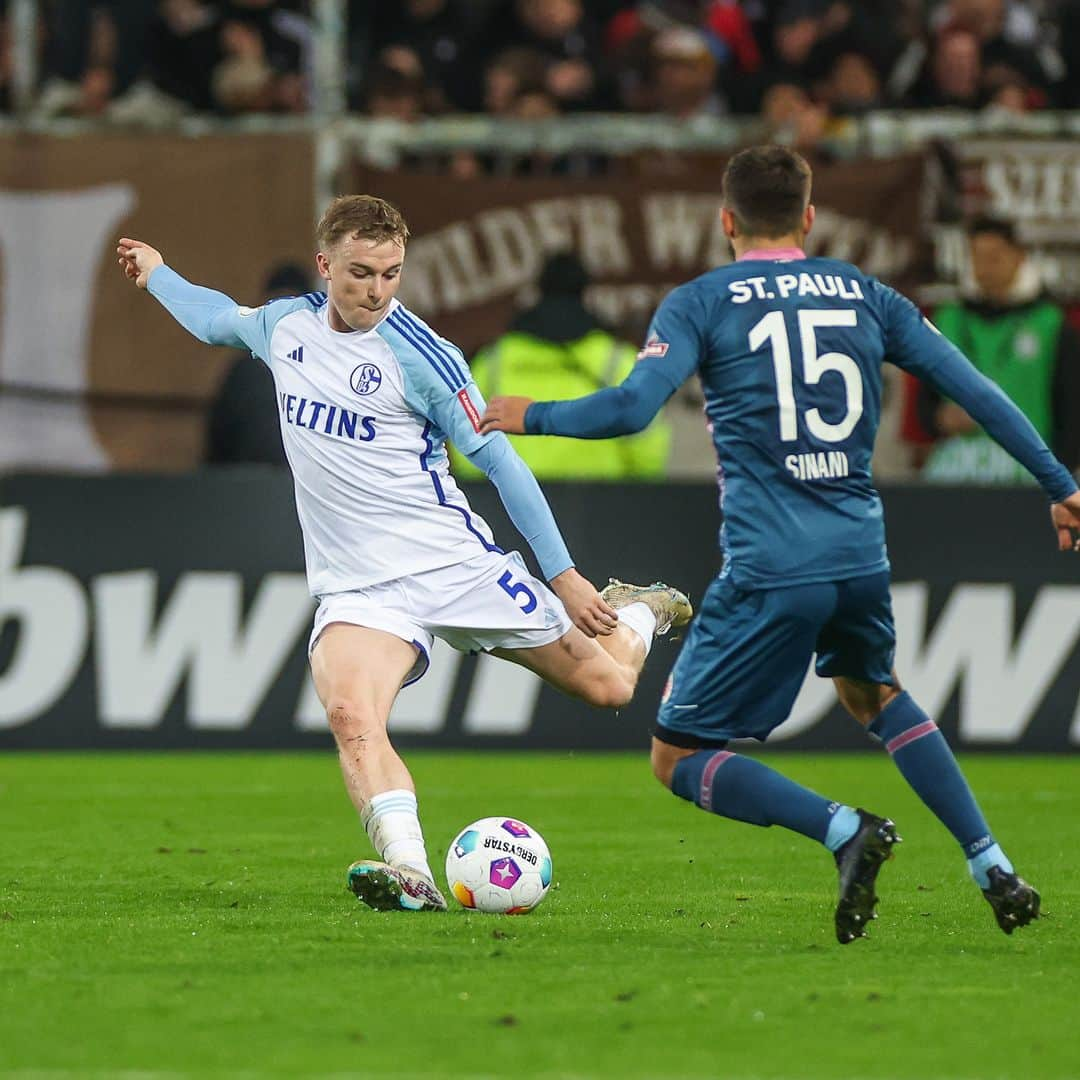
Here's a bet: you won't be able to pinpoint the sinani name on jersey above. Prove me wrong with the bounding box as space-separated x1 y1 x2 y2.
235 294 496 596
645 256 939 588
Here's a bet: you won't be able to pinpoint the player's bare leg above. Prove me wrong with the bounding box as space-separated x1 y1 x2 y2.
495 626 640 707
495 581 692 707
835 674 1040 935
310 623 446 912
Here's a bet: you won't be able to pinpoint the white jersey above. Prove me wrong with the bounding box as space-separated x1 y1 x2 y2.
232 293 500 596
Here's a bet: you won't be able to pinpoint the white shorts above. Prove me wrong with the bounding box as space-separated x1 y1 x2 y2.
308 549 573 686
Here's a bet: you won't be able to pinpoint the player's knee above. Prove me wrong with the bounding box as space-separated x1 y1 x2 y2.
325 696 383 743
650 739 693 790
650 744 675 789
835 676 903 727
581 671 635 710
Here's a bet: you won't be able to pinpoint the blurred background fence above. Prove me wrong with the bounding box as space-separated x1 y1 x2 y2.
5 124 1080 474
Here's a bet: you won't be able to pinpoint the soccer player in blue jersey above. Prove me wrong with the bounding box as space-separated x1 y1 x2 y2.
481 145 1080 943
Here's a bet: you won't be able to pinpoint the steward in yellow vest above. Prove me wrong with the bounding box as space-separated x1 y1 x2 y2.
453 254 671 480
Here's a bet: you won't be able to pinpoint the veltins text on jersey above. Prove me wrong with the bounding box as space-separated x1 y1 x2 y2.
278 392 377 443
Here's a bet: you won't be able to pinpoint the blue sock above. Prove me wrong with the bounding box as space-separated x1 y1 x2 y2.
671 750 860 852
870 691 1009 885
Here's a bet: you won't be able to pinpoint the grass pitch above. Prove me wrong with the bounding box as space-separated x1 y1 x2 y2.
1 751 1077 1080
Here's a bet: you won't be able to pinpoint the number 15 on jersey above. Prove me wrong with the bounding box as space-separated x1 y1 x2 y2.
749 309 863 444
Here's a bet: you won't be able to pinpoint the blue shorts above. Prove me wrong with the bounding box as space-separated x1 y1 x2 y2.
655 571 895 746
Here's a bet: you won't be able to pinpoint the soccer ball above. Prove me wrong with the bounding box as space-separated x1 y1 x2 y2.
445 817 552 914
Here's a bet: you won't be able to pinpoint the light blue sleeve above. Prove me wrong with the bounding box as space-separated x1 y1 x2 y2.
146 265 316 363
376 306 493 455
378 307 574 580
466 436 574 580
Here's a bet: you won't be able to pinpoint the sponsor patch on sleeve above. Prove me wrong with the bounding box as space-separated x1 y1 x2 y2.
637 338 669 360
457 388 482 433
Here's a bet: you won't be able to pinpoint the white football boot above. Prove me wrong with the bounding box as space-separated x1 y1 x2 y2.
347 860 448 912
599 578 693 636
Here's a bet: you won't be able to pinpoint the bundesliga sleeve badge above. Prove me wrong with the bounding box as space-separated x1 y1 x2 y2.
457 388 482 432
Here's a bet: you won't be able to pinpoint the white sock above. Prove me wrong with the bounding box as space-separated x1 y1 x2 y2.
360 789 433 880
617 602 656 656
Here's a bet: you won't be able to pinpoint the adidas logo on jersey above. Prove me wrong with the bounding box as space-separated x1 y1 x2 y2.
287 346 304 364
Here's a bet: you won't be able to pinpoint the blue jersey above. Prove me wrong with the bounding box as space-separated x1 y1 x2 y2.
652 255 892 588
527 252 1076 589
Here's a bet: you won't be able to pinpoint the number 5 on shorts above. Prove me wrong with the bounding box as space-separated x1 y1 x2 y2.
498 570 538 614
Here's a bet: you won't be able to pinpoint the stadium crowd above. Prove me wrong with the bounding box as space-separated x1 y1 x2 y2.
2 1 1080 123
4 1 1078 484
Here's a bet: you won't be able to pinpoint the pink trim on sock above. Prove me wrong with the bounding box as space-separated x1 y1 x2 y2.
885 719 938 755
738 247 806 262
700 750 734 809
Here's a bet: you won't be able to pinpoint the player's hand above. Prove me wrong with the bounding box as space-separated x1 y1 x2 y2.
550 568 619 638
480 396 534 436
117 238 164 289
1051 491 1080 551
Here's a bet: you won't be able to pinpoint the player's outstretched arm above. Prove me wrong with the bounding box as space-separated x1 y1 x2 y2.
465 435 619 637
411 344 618 634
117 237 259 353
480 361 677 439
480 284 703 439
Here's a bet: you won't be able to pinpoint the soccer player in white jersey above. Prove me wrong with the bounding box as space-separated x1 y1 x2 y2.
117 195 691 912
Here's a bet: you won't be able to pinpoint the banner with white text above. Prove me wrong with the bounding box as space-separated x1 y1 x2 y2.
1 474 1077 751
354 154 932 357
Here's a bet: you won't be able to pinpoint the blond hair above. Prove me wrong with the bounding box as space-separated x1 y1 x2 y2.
316 195 410 251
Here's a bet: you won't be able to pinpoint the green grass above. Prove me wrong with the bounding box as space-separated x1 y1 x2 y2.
1 752 1077 1080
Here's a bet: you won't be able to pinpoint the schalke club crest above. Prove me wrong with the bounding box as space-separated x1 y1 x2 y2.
350 363 382 396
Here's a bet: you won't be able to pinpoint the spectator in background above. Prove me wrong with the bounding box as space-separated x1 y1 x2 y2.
738 1 905 113
36 0 153 116
906 27 984 108
983 68 1034 114
818 49 881 113
143 0 221 113
362 0 479 113
476 48 607 176
760 81 828 149
932 0 1057 100
648 26 726 117
743 0 827 106
364 53 428 121
897 0 1058 109
512 88 561 120
605 1 760 112
145 0 309 117
484 47 550 115
212 4 307 114
205 262 311 466
467 0 610 111
918 217 1080 484
452 253 670 481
